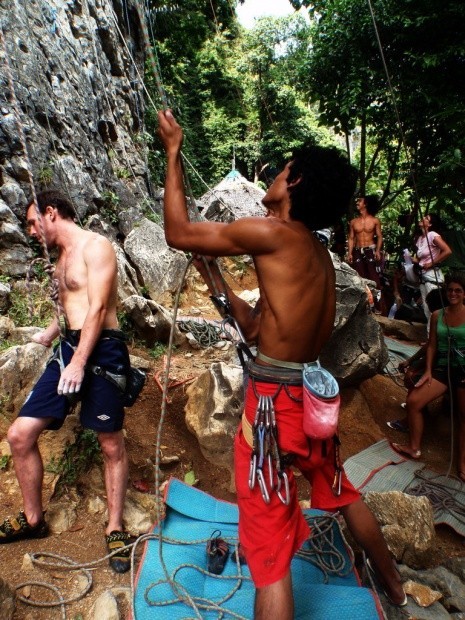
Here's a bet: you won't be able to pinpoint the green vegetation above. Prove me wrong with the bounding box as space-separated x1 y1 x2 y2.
45 428 102 495
100 190 120 225
144 0 464 257
0 454 10 470
38 164 54 186
149 343 168 359
9 284 54 328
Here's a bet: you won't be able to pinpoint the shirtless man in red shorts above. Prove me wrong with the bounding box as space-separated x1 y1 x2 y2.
158 109 406 618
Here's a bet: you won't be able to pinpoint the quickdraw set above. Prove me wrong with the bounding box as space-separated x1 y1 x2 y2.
248 392 290 506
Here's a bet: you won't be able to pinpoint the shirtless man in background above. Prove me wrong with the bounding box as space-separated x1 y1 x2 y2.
0 191 131 573
348 195 383 288
158 110 406 619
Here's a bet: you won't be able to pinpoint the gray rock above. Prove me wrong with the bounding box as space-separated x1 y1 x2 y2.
91 590 120 620
364 491 435 564
321 257 388 386
46 500 78 534
0 343 50 429
185 362 243 490
0 282 11 314
446 597 465 613
124 219 189 304
446 557 465 582
121 295 184 348
123 489 163 535
0 577 15 620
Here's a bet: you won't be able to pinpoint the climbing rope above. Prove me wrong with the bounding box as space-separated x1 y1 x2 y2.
178 319 225 348
406 469 465 526
299 513 354 581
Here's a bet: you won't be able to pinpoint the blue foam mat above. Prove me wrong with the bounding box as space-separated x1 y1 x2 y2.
134 479 381 619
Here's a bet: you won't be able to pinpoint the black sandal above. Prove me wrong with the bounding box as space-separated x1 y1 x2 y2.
206 530 229 575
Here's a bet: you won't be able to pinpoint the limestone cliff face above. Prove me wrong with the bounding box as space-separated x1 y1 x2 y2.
0 0 153 275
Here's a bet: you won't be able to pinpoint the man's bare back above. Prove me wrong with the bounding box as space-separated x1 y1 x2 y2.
253 221 335 363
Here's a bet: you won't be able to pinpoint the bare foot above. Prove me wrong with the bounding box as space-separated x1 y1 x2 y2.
391 443 421 460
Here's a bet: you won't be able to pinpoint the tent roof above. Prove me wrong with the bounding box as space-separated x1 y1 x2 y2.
199 170 265 222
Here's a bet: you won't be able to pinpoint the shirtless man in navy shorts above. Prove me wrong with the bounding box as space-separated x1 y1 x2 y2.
0 190 131 573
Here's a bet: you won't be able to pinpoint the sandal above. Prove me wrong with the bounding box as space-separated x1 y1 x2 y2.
206 530 229 575
386 419 409 433
391 442 421 460
106 530 131 573
0 510 48 544
366 557 408 607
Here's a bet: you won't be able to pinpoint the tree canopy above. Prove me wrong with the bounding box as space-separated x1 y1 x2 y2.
145 0 465 253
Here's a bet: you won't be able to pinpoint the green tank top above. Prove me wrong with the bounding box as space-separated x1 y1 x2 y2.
436 309 465 368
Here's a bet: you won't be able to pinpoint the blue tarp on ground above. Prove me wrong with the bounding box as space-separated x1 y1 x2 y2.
133 478 381 619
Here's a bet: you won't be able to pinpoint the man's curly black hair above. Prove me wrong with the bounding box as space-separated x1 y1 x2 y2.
286 143 357 231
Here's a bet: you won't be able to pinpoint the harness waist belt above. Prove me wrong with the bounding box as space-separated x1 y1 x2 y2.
355 244 376 251
255 351 317 371
248 359 303 384
65 328 126 345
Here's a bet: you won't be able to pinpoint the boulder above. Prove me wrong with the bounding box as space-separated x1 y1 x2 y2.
124 220 188 305
364 490 436 565
0 343 50 430
121 295 184 347
321 256 389 386
185 362 243 490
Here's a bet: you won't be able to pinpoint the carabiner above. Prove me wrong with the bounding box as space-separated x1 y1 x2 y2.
332 468 342 497
276 471 290 505
248 453 257 489
257 468 270 504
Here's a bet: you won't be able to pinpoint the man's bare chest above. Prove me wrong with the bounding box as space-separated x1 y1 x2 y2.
353 217 376 234
55 254 87 293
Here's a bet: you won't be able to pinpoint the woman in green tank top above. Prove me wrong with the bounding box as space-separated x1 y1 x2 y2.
391 273 465 481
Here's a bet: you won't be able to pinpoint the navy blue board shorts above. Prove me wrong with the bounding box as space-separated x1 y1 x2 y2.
20 330 130 432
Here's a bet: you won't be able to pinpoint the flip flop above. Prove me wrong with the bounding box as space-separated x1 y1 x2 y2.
391 442 421 460
366 557 408 607
206 530 229 575
386 419 409 433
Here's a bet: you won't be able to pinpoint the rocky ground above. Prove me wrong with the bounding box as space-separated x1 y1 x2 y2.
1 278 465 619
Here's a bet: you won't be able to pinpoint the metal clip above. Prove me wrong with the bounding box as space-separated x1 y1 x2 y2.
248 453 257 490
276 471 290 505
257 469 270 504
332 468 342 497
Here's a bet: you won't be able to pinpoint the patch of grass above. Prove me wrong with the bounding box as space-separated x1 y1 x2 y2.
115 166 131 180
0 454 10 470
45 428 102 496
149 343 168 359
0 339 13 352
38 164 54 186
100 191 120 225
143 207 163 226
117 311 137 342
9 283 54 328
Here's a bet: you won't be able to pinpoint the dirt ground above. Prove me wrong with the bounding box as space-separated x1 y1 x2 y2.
1 269 465 618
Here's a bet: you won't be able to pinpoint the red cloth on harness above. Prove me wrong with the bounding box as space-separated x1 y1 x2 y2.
235 378 360 588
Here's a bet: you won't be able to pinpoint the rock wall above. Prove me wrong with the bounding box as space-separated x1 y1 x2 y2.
0 0 157 276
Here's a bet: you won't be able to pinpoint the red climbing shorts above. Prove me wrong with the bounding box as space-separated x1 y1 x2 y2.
235 374 360 588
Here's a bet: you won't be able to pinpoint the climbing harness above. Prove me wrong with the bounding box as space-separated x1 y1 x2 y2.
245 360 343 504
